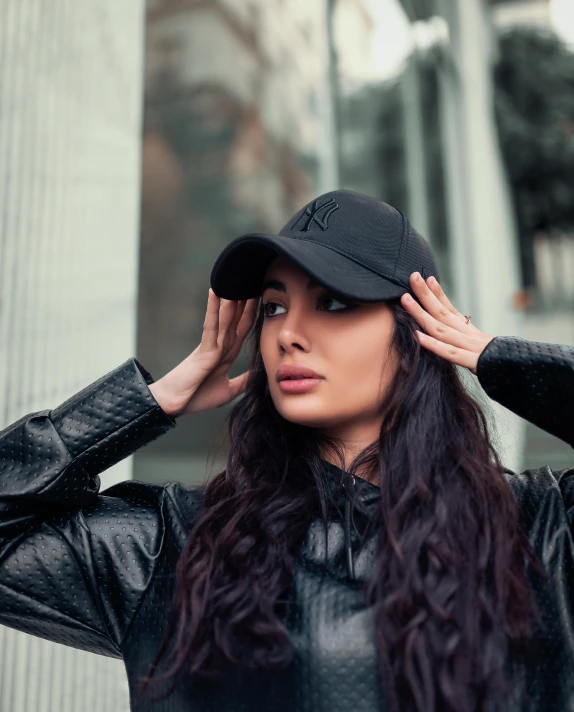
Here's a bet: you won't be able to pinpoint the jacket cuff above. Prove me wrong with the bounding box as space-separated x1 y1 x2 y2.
49 357 176 472
476 336 574 448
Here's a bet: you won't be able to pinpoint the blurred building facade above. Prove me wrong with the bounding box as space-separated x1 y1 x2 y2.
0 2 145 711
493 0 574 312
1 0 564 710
490 0 574 471
492 0 551 28
135 0 527 490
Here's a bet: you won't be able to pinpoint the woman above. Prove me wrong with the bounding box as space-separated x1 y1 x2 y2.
0 189 573 712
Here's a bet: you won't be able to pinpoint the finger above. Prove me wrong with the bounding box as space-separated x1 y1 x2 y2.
217 297 240 343
221 299 259 365
202 289 221 351
426 277 464 318
416 331 478 372
236 297 259 339
426 277 481 333
229 300 247 334
409 273 472 332
401 294 476 349
225 298 259 358
219 300 247 360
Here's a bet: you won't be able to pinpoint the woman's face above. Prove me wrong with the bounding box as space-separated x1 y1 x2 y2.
259 256 398 446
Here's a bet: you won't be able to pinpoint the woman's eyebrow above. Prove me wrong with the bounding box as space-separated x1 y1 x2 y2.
261 278 322 294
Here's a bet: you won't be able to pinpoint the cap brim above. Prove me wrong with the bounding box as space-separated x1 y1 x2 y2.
210 234 409 302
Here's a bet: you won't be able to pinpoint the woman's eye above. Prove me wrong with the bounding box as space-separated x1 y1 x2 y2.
319 296 351 311
262 296 355 318
262 301 286 318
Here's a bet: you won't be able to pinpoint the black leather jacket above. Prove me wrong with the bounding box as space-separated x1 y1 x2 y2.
1 335 574 711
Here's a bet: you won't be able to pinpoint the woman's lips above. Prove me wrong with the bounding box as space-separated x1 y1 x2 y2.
277 378 322 393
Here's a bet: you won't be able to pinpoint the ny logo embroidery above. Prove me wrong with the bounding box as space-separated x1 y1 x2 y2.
291 197 339 232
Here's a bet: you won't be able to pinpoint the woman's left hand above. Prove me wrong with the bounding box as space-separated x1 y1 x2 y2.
400 272 496 376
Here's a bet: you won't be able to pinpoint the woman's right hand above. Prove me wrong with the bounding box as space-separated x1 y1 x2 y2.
148 289 259 418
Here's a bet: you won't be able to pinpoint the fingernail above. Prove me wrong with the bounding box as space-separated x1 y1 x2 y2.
402 293 413 302
413 271 421 281
428 276 436 286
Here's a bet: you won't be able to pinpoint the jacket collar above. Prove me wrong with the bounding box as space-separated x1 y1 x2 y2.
319 459 381 582
319 458 381 506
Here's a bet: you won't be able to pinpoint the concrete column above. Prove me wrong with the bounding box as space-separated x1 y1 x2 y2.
0 2 145 710
401 54 431 241
322 0 342 192
435 0 526 471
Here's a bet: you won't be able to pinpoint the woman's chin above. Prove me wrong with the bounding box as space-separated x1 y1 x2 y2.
274 402 338 429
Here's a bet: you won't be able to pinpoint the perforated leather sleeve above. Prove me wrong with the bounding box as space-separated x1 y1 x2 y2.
477 336 574 449
0 358 177 657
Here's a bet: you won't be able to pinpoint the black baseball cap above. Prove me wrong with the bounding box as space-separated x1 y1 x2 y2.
210 189 439 302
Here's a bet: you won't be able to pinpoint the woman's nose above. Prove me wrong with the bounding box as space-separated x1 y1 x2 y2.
277 311 311 353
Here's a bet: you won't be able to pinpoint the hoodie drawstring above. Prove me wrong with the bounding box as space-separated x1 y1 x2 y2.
344 474 356 581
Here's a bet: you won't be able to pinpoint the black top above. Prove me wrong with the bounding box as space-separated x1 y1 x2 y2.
0 335 573 711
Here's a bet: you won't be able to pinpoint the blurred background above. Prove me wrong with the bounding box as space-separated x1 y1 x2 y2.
1 0 573 710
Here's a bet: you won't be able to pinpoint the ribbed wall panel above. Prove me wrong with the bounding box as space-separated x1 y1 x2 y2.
0 2 145 711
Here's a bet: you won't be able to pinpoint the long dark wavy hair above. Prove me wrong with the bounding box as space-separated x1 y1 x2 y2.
136 296 548 711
